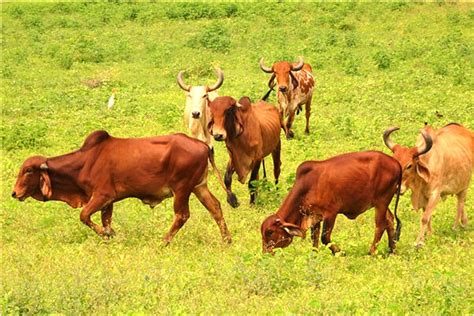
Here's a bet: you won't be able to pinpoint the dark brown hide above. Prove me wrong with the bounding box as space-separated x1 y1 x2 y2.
261 151 402 255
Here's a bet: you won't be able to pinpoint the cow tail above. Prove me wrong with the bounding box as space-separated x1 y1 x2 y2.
208 147 239 208
394 168 402 241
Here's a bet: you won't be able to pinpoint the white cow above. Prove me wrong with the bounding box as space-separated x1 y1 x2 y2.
177 68 224 149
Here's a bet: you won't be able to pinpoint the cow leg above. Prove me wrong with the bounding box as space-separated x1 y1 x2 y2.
415 193 440 248
193 184 232 243
286 111 296 139
453 189 468 229
249 160 261 204
385 208 396 253
321 215 340 254
163 193 191 245
304 96 312 134
271 140 281 185
80 194 110 236
101 204 115 237
224 161 234 194
279 108 289 137
369 205 389 255
311 221 321 248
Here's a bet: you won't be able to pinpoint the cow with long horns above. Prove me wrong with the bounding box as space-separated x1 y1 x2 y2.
207 96 281 206
259 57 315 139
177 68 224 149
383 123 474 248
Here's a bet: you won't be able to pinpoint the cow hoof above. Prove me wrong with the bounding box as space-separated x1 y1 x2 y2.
286 131 295 139
305 129 310 135
104 227 116 237
227 193 240 208
414 241 424 249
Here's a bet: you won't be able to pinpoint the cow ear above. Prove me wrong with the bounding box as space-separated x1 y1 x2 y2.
40 170 52 199
281 222 305 238
267 73 276 89
416 161 430 183
289 72 298 89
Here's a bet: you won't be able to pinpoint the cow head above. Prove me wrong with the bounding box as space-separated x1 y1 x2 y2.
208 96 250 141
260 214 305 254
259 57 304 94
177 68 224 120
383 126 433 193
12 156 52 202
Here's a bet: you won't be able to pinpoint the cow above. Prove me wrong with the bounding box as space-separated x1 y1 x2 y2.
177 67 224 149
383 123 474 248
259 56 315 139
261 151 402 255
11 130 235 244
207 96 281 206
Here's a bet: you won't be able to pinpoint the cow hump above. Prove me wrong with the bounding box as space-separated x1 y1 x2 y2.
81 130 110 151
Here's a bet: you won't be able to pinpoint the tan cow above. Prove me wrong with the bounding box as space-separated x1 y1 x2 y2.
259 57 315 139
383 123 474 247
177 68 224 149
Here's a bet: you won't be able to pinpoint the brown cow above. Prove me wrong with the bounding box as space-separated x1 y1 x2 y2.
383 123 474 248
11 130 234 244
261 151 402 255
259 56 315 139
207 96 281 205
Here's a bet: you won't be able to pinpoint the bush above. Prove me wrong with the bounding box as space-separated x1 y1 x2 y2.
187 22 231 53
373 50 391 69
166 4 238 20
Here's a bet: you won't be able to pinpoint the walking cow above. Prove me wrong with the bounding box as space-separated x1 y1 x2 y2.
259 56 315 139
207 96 281 206
12 130 234 244
383 123 474 248
261 151 402 255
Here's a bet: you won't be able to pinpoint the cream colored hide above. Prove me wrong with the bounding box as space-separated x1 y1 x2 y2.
183 87 218 148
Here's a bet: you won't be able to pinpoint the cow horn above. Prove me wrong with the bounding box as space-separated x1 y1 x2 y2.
259 58 273 73
291 56 304 71
40 162 48 170
383 127 400 152
208 67 224 92
177 71 191 92
235 102 243 108
415 129 433 157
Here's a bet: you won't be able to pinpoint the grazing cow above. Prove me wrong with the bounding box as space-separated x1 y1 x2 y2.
259 56 315 139
383 123 474 247
11 131 234 244
261 151 402 255
177 68 224 149
207 96 281 206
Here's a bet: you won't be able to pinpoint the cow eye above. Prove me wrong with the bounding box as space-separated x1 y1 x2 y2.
405 164 412 170
186 94 191 98
25 168 33 174
265 230 273 237
202 94 208 98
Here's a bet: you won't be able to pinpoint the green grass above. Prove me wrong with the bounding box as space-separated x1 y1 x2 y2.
1 2 473 314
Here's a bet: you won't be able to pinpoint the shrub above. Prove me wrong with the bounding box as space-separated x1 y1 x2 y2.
373 50 391 69
187 22 231 53
166 4 238 20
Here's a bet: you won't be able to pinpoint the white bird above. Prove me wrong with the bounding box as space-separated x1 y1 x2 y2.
108 88 117 109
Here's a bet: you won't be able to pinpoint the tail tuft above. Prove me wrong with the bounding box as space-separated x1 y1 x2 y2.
395 218 402 241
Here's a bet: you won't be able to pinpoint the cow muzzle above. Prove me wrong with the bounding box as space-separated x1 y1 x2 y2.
213 134 225 141
279 86 288 93
12 191 26 201
192 111 201 119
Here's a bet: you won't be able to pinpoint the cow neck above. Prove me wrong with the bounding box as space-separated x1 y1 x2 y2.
45 150 88 203
276 189 304 227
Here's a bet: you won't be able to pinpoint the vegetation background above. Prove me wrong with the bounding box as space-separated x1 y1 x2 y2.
1 2 473 314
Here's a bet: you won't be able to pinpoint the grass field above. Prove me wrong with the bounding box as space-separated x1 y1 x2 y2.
1 2 473 314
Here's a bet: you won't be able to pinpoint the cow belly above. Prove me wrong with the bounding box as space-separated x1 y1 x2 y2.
141 187 173 208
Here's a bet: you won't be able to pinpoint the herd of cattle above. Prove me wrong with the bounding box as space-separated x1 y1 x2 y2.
11 57 474 255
